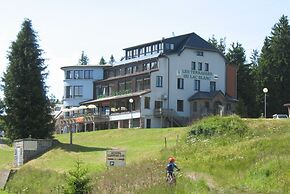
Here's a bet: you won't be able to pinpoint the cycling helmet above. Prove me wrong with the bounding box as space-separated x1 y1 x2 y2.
168 157 176 162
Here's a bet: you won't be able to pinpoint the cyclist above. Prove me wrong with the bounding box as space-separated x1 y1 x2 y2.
166 157 180 178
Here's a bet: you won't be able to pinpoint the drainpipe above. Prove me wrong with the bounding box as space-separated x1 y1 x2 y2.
163 54 170 111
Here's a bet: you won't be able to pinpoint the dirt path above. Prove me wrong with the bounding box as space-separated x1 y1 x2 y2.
186 172 217 190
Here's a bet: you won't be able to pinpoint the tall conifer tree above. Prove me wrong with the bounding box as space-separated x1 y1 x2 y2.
257 15 290 116
78 51 89 65
2 19 53 140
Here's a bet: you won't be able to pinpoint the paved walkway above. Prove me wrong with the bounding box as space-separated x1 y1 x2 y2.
0 169 11 190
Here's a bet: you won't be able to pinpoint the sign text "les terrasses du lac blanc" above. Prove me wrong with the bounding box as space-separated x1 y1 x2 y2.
177 69 217 80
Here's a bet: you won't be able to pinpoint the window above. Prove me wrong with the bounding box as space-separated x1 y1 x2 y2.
198 62 202 71
102 86 109 96
153 44 158 52
177 78 184 89
126 80 132 90
133 49 138 57
127 50 132 59
205 101 210 111
140 48 145 55
165 43 174 50
154 101 163 109
144 97 150 109
84 70 93 79
193 102 197 112
197 51 204 56
144 78 150 89
119 82 125 91
165 43 170 50
195 80 200 91
74 70 83 79
150 61 158 69
136 79 143 91
226 103 231 111
177 100 184 112
191 62 196 70
125 67 133 74
156 76 163 87
143 63 148 71
146 46 151 54
66 71 73 79
73 86 83 97
95 85 102 97
158 43 163 51
65 86 72 98
210 81 216 92
205 63 209 71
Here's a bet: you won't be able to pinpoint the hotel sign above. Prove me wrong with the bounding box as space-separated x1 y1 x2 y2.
177 69 217 80
106 150 126 167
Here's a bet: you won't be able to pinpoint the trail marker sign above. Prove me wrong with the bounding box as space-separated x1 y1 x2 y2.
106 150 126 167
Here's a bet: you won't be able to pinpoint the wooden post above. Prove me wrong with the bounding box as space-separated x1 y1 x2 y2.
164 137 167 148
70 127 73 145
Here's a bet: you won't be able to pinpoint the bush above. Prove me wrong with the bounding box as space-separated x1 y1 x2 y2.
189 115 247 138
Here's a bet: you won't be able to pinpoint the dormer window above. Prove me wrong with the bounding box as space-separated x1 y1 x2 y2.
197 51 204 56
165 43 174 50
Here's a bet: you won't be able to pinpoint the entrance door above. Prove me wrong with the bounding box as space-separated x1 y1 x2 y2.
16 147 22 166
146 119 151 128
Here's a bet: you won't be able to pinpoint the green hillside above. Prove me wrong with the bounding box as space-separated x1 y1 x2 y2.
2 117 290 193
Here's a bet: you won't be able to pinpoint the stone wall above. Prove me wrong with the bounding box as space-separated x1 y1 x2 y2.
14 138 55 167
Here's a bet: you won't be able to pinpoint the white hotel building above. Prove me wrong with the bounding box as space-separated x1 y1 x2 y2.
58 32 237 132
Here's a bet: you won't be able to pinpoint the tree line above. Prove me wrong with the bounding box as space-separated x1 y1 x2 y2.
208 15 290 118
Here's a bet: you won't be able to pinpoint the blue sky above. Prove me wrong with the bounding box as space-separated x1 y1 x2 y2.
0 0 289 100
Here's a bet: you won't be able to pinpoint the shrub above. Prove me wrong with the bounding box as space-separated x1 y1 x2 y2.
63 159 92 194
189 115 247 138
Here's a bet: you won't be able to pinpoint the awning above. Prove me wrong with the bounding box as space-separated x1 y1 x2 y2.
81 90 151 105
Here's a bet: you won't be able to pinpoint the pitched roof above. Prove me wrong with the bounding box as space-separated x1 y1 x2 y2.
163 32 219 54
123 32 220 54
188 90 238 102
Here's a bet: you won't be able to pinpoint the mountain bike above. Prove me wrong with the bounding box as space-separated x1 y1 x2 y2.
166 169 180 185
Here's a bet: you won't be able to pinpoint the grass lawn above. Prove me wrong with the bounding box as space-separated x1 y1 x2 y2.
25 127 187 173
0 139 14 171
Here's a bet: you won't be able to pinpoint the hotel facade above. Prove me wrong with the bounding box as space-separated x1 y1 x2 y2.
57 32 237 132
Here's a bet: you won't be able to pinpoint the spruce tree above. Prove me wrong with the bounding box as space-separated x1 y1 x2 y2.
257 15 290 116
208 35 226 55
78 51 89 65
2 19 53 140
109 54 115 65
99 56 106 65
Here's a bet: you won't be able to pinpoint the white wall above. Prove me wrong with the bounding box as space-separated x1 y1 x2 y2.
62 66 104 107
150 48 226 118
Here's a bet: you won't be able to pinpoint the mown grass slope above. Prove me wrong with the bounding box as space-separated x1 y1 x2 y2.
3 117 290 193
5 127 185 193
0 139 13 170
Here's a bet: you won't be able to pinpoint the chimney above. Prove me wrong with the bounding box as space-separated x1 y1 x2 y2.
226 64 237 98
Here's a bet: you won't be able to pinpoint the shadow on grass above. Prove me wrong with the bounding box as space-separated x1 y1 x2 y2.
55 142 111 153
